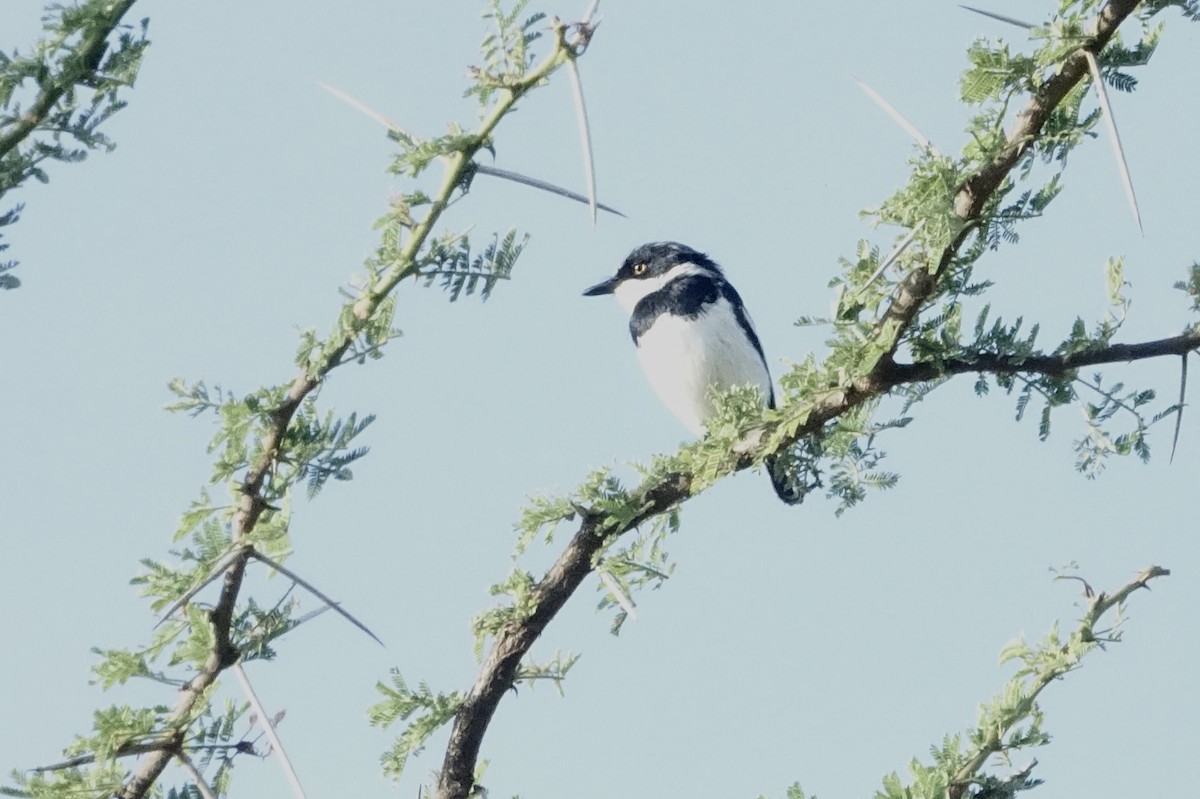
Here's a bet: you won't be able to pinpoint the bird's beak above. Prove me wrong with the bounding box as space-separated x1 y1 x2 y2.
582 276 618 296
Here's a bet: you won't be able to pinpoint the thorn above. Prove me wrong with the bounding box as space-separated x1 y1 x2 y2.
316 80 418 142
565 57 599 227
959 5 1035 30
1170 352 1186 463
316 77 622 218
598 569 638 621
859 219 927 297
232 664 309 799
1084 51 1143 234
851 76 939 154
474 164 625 217
249 550 384 647
568 500 602 522
1053 573 1095 598
154 547 249 628
174 750 220 799
1012 758 1038 781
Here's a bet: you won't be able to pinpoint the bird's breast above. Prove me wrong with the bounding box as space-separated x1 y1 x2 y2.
634 304 772 437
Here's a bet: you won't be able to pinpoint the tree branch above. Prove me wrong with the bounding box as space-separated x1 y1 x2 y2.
947 565 1170 797
0 0 139 163
436 475 692 799
117 22 579 799
878 0 1141 358
434 3 1152 797
880 327 1200 383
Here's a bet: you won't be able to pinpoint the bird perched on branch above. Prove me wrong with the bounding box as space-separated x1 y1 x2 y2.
584 241 800 504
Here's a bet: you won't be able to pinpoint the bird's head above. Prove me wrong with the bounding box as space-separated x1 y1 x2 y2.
583 241 722 314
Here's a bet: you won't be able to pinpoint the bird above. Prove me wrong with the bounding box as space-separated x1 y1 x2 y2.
583 241 800 504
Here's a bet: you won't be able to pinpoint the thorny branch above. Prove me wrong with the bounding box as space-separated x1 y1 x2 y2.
0 0 139 163
115 21 582 799
433 2 1184 798
880 328 1200 383
946 566 1170 798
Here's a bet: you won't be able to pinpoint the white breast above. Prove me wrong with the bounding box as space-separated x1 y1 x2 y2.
635 301 773 436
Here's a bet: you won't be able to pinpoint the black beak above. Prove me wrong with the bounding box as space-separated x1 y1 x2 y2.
583 276 618 297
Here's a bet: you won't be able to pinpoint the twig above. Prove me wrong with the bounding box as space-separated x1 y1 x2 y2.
231 663 307 799
1052 572 1095 598
877 328 1200 383
32 739 177 772
249 550 383 647
948 566 1169 794
31 740 258 773
1084 51 1143 233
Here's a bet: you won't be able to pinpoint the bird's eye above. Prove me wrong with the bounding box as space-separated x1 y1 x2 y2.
632 263 648 276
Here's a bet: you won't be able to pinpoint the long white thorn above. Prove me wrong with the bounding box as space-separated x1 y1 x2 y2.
475 164 625 216
175 751 219 799
598 569 638 621
860 220 928 296
154 547 246 628
1084 51 1142 234
232 663 308 799
250 550 383 646
316 80 416 141
318 79 621 218
851 76 939 155
1170 353 1187 463
566 56 598 227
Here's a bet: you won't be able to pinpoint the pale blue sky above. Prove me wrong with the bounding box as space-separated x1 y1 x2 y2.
2 2 1198 798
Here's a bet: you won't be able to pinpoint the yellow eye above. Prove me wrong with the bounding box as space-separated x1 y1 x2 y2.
632 263 648 276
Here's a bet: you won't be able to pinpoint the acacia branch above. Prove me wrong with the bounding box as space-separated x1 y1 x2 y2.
0 0 139 162
117 24 579 799
947 565 1170 796
435 3 1151 797
879 0 1141 356
881 328 1200 383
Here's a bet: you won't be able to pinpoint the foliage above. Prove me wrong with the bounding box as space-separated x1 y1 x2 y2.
1174 262 1200 312
0 0 147 289
800 0 1185 494
466 1 1196 790
3 2 1196 799
867 567 1166 799
464 0 546 107
419 228 530 302
4 1 579 796
369 672 465 781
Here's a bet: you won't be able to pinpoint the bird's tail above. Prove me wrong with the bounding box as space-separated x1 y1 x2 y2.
765 452 805 505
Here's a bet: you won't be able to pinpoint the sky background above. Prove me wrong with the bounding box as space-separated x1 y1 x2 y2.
1 2 1198 798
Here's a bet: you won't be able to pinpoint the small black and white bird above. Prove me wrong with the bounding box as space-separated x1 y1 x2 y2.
584 241 799 504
